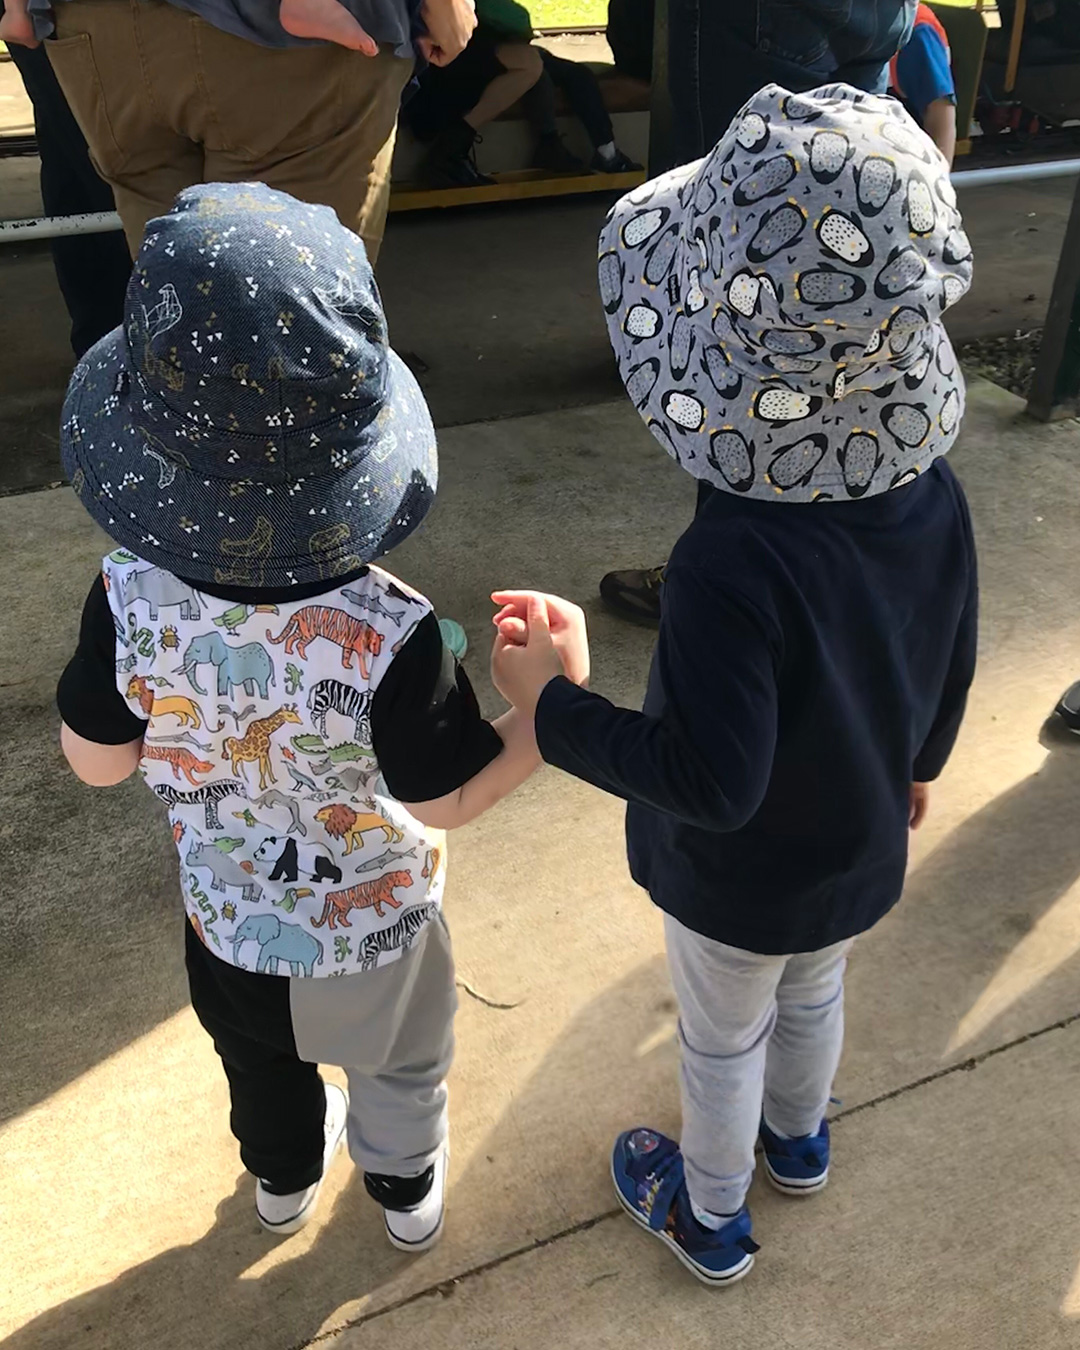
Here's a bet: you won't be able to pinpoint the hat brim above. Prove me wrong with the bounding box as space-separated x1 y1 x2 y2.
60 328 437 587
599 164 966 502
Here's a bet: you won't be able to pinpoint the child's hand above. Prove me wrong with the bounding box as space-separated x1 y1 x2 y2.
491 590 590 687
909 781 930 829
490 594 572 716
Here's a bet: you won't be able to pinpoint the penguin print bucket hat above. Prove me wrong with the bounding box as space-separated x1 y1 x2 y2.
598 83 973 502
61 182 437 588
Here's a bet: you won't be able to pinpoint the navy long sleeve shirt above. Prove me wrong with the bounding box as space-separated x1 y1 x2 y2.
536 460 977 954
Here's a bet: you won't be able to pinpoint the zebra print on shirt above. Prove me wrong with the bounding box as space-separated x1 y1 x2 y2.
355 903 438 970
306 678 373 743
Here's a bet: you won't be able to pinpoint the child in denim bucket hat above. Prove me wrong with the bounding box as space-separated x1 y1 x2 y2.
57 182 586 1249
491 84 977 1284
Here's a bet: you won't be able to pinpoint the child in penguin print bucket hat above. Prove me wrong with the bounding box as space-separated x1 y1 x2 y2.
490 84 977 1284
56 181 588 1250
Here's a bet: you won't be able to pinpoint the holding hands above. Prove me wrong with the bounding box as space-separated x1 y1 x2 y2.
490 591 590 716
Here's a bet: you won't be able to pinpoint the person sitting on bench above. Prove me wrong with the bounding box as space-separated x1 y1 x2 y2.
407 0 638 186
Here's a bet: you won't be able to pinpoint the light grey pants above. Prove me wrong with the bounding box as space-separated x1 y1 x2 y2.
290 915 457 1177
664 913 854 1216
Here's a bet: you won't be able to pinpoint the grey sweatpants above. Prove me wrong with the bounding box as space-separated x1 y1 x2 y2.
291 916 457 1177
664 913 854 1216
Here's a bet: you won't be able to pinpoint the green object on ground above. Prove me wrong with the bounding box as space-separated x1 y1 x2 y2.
439 618 469 661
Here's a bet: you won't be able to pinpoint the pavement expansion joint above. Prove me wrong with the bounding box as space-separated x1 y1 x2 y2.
829 1007 1080 1124
291 1010 1080 1346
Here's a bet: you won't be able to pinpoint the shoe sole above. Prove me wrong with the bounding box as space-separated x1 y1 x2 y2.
257 1090 348 1236
762 1156 829 1197
610 1159 754 1287
383 1144 448 1253
384 1212 445 1253
257 1194 320 1236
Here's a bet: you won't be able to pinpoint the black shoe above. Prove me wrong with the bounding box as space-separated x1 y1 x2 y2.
592 148 643 173
599 564 665 626
1054 680 1080 732
532 132 587 174
425 120 495 188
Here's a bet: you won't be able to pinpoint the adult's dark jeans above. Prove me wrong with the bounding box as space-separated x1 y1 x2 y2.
5 35 130 357
665 0 914 166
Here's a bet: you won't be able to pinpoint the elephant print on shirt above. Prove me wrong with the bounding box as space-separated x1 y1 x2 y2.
175 632 275 699
232 913 324 976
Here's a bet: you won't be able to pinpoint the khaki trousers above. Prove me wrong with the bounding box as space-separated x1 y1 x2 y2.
46 0 412 261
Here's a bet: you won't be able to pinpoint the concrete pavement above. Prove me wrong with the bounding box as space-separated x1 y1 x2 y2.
3 378 1080 1348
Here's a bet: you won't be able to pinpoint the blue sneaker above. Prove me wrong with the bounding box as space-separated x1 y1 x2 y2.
759 1117 830 1195
611 1128 758 1286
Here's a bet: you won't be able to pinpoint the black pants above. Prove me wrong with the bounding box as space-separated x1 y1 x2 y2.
6 35 130 357
522 49 614 150
185 920 326 1194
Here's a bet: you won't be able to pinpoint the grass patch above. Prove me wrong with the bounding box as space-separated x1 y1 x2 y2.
530 0 607 28
527 0 992 27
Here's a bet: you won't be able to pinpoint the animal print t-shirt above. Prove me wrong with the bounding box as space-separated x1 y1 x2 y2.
83 553 486 976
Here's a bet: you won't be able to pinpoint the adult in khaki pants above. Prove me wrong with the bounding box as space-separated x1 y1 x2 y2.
44 0 475 262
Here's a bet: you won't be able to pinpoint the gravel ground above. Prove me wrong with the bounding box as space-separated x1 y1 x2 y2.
958 329 1043 400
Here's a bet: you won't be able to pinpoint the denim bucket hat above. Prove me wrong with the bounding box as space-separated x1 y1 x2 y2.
598 84 973 502
61 182 437 588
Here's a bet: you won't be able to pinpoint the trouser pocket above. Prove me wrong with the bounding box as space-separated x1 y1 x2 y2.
45 31 131 179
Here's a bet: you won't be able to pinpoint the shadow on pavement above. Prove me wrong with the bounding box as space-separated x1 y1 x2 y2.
845 721 1080 1090
2 955 676 1350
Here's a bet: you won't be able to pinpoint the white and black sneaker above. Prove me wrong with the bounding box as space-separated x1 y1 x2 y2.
364 1145 447 1252
255 1082 348 1236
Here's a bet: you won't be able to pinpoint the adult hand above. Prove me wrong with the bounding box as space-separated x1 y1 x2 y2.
492 589 590 687
418 0 477 66
909 781 931 830
491 595 572 717
0 7 39 47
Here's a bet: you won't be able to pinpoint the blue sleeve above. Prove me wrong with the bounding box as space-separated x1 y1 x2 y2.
895 25 955 117
534 570 779 832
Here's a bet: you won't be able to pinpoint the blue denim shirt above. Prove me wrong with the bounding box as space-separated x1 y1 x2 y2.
739 0 917 87
666 0 918 166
